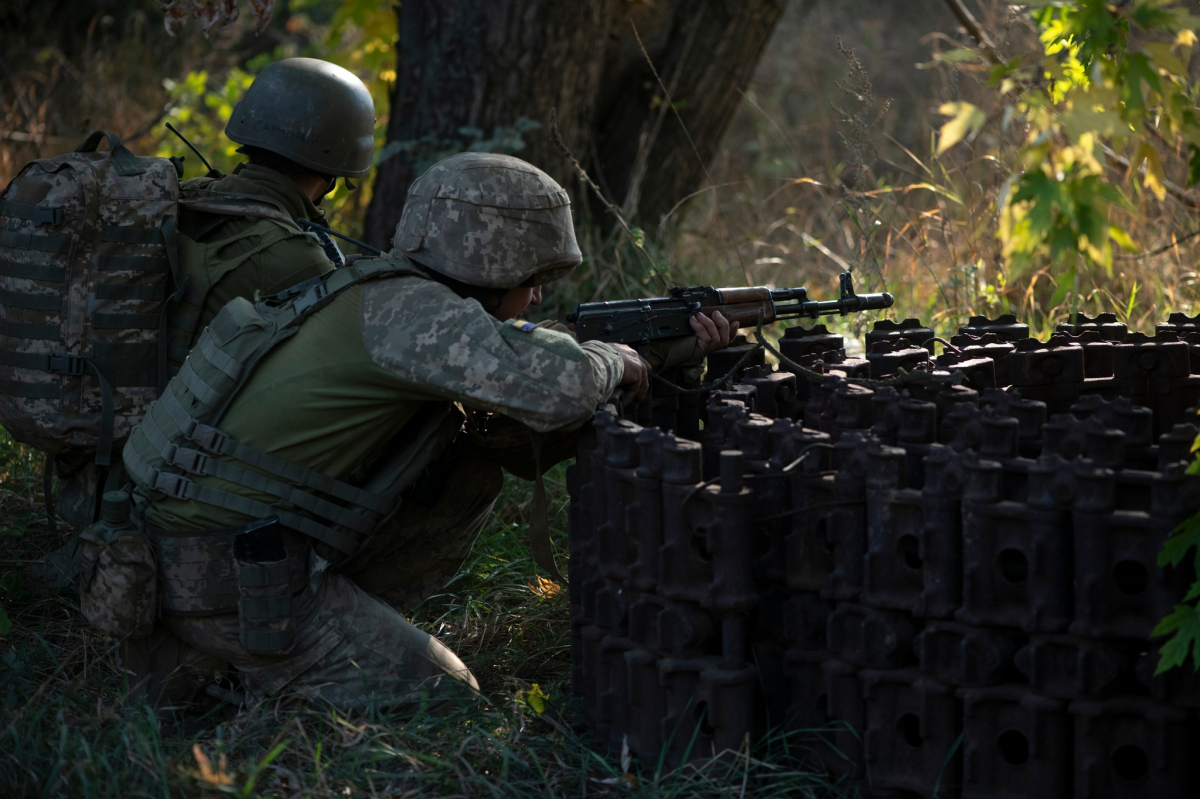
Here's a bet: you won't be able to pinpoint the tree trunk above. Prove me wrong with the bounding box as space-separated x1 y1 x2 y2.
363 0 612 248
364 0 787 249
591 0 787 230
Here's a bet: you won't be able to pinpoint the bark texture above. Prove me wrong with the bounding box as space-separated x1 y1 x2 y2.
364 0 787 248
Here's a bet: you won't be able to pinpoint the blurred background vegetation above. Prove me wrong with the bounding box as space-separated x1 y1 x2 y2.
4 0 1195 342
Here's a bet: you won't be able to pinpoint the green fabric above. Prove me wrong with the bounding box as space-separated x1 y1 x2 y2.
143 284 455 534
178 164 334 337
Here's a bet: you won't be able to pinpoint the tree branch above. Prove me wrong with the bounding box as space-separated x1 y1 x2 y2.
942 0 1005 64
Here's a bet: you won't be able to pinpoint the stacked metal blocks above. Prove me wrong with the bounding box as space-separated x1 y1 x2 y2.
566 311 1200 797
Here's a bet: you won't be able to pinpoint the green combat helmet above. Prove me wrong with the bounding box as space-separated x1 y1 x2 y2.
225 58 375 178
394 152 582 288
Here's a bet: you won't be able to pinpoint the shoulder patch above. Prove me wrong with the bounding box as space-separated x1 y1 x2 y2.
498 318 584 361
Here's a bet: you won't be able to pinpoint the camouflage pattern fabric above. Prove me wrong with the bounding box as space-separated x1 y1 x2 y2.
360 272 624 433
0 131 178 456
163 571 478 707
77 525 158 639
394 152 582 289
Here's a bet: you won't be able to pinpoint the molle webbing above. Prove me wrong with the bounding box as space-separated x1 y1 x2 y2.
150 526 308 615
125 258 415 556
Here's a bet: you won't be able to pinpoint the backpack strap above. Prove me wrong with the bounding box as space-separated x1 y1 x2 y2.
126 256 424 555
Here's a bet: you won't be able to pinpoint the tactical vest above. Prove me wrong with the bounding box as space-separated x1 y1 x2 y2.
123 256 464 619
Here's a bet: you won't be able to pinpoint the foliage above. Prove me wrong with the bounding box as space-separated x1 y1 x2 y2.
149 0 400 240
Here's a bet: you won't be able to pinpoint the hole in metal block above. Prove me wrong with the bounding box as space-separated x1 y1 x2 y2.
997 729 1029 765
996 548 1028 584
1113 559 1149 596
896 713 923 748
897 534 923 570
1111 745 1150 783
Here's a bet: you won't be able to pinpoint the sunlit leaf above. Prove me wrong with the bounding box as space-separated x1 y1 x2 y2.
1134 141 1168 200
936 102 987 154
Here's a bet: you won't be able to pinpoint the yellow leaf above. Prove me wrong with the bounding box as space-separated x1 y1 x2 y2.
1177 30 1197 48
526 683 548 714
192 744 233 786
528 575 561 599
1135 142 1167 201
1109 225 1138 253
937 102 987 154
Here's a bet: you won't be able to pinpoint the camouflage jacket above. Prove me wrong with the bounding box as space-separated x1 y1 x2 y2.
140 259 625 533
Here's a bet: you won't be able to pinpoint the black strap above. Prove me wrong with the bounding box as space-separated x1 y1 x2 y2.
85 358 115 468
0 320 60 341
1 289 60 311
0 231 70 254
0 259 65 283
0 198 64 227
98 255 169 272
101 226 165 245
95 284 166 301
74 130 145 177
0 379 60 398
92 312 160 330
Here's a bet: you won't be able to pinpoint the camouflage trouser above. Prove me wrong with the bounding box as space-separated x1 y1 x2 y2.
339 450 505 609
150 452 503 709
165 572 479 708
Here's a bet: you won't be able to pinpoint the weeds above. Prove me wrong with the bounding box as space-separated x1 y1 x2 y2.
0 460 846 797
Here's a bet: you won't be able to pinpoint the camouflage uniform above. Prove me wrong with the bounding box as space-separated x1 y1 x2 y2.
123 153 690 709
134 268 623 704
55 57 375 533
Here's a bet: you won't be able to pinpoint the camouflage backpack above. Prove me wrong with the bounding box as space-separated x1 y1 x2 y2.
0 130 302 481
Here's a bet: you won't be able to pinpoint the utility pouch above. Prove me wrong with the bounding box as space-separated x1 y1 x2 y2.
77 491 158 639
233 516 295 655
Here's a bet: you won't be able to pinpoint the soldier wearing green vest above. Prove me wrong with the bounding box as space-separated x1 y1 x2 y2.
113 152 735 708
50 58 376 534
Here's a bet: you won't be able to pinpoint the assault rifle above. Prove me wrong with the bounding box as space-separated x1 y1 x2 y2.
565 271 894 345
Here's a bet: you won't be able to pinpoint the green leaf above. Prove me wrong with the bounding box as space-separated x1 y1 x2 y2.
1152 602 1200 675
630 228 646 249
1160 513 1200 569
937 102 987 154
1188 144 1200 187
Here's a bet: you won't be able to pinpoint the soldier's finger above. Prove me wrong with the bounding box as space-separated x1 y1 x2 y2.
689 312 717 346
712 311 733 347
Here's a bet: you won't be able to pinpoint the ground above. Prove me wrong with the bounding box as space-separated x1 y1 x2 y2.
0 434 840 798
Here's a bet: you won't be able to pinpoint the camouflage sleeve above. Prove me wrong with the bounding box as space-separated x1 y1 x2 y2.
361 278 625 432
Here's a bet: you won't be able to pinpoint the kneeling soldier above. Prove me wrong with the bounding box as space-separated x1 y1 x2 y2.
113 152 734 708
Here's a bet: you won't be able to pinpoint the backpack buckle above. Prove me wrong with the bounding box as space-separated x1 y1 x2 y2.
291 282 329 316
169 446 209 475
190 424 227 453
33 206 64 227
153 471 191 499
48 353 84 376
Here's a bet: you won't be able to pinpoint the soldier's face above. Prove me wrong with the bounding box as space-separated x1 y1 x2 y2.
493 285 543 321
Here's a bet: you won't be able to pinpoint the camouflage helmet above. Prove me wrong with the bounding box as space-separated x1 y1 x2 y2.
393 152 582 288
225 58 375 178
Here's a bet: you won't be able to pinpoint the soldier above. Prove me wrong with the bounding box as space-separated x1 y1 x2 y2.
112 152 735 708
50 57 376 536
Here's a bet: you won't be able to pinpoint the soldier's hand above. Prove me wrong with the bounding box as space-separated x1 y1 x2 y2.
614 343 651 403
690 311 739 357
